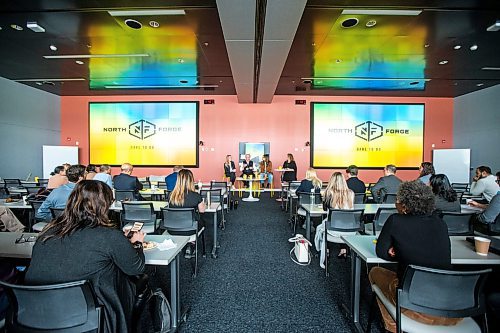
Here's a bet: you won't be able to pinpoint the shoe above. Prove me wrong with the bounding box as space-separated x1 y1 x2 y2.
184 245 192 259
337 249 347 259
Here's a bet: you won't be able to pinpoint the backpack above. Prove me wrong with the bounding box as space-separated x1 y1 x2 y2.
150 288 172 333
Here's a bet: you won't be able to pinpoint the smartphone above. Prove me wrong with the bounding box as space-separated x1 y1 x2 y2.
126 222 144 238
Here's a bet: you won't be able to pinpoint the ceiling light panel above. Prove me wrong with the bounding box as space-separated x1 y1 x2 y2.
43 54 150 59
108 9 185 17
341 9 422 16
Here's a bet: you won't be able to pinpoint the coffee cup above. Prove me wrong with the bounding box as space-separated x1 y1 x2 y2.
474 237 491 256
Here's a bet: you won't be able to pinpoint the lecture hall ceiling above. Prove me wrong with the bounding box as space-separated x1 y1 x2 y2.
0 0 499 100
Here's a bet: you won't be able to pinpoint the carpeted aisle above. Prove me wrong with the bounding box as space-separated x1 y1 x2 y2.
144 193 384 332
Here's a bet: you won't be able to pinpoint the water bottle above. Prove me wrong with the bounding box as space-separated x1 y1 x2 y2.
198 180 202 192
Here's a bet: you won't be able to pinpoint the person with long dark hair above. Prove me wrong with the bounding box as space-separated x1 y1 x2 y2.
430 174 460 212
282 153 297 182
25 180 145 333
418 161 435 185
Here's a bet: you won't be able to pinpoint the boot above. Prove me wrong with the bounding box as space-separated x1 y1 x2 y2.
234 200 239 210
230 199 234 210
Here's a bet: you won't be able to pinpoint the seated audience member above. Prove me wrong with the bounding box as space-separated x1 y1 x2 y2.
62 163 71 171
345 165 366 193
282 153 297 182
113 163 143 199
240 154 254 187
93 164 113 188
370 180 459 332
85 164 98 179
469 193 500 231
165 166 183 191
0 206 25 232
36 164 86 221
25 180 145 333
47 166 68 189
314 172 355 265
168 169 206 258
371 164 402 203
223 155 236 186
430 174 460 213
259 154 274 188
470 166 499 202
296 167 322 194
496 171 500 185
417 161 435 185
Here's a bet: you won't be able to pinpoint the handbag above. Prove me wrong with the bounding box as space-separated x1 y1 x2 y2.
288 234 312 266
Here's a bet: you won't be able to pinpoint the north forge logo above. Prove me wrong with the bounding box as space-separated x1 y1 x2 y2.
129 120 156 140
355 121 383 141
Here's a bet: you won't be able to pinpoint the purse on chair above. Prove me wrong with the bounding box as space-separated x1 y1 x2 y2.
288 234 312 266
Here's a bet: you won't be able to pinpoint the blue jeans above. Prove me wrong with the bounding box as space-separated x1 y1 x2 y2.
260 173 273 186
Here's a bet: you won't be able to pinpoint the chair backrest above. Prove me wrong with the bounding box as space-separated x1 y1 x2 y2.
160 207 197 233
121 202 155 223
37 179 49 187
383 193 397 203
354 193 365 204
0 279 100 332
157 181 168 189
440 212 474 236
3 179 21 187
398 265 490 319
140 179 151 189
26 186 43 195
326 209 365 232
114 190 135 201
322 182 329 189
297 191 322 206
30 200 45 215
200 188 222 204
50 207 65 219
210 181 228 195
367 183 376 191
451 183 469 192
373 207 398 234
288 181 301 191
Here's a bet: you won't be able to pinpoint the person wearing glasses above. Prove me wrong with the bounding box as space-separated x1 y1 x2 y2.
25 180 146 333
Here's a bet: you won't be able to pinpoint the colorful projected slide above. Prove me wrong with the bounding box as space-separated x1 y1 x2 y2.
89 102 198 166
311 103 424 168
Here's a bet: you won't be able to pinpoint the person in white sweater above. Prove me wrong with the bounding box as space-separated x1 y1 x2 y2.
470 166 499 202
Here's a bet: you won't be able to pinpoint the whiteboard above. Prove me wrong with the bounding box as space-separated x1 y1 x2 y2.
432 149 470 184
42 146 79 179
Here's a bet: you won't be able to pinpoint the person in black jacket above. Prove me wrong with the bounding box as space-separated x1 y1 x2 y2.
223 154 236 186
113 163 143 200
429 174 460 213
282 153 297 182
369 180 460 332
345 165 366 193
25 180 146 333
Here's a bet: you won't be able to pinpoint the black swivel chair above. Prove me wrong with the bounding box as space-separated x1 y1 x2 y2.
210 181 230 213
368 265 491 333
452 183 469 192
383 193 398 204
365 207 398 235
29 200 48 232
37 179 50 188
0 279 102 332
354 193 365 204
294 191 323 234
115 190 136 202
324 208 364 276
160 207 206 278
50 207 65 219
201 188 225 229
440 212 475 236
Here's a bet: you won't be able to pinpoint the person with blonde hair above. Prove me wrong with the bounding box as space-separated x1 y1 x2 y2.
314 172 355 266
168 169 206 258
296 167 322 193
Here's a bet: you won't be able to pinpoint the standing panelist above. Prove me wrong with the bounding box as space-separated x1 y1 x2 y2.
259 154 273 188
282 153 297 182
223 155 237 186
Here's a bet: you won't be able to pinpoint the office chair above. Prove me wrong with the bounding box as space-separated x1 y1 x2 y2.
324 208 364 276
121 202 159 234
368 265 491 333
383 193 398 204
0 279 102 332
160 207 206 278
364 207 398 235
440 212 475 236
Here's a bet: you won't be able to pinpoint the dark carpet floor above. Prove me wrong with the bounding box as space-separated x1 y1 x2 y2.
143 193 386 333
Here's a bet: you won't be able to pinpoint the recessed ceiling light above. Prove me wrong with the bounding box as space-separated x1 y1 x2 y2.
108 9 186 16
300 77 432 82
336 59 342 63
203 42 209 46
439 60 448 65
0 26 3 31
10 24 23 31
341 9 422 16
124 19 142 30
14 78 85 82
149 21 160 28
27 22 45 33
49 45 57 51
470 44 478 51
476 83 484 87
312 42 316 46
341 18 359 28
486 20 500 32
87 44 92 48
178 58 185 63
366 20 377 28
424 44 430 48
482 67 500 71
453 45 461 50
75 60 84 65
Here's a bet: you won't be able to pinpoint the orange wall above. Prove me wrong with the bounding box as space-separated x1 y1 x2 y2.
60 95 453 184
